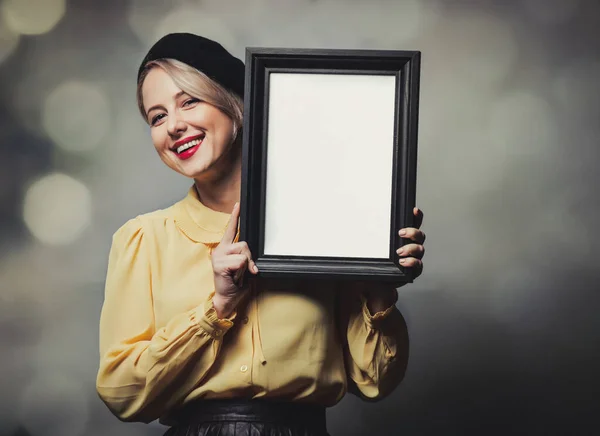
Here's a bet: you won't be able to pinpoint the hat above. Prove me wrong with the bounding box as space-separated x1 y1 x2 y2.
137 33 245 98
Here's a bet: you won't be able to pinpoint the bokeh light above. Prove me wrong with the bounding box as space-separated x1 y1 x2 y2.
190 0 269 38
0 19 19 65
128 1 239 55
1 0 66 35
421 10 518 88
18 370 90 436
305 0 432 47
42 81 111 153
154 6 239 55
23 173 92 246
127 0 177 46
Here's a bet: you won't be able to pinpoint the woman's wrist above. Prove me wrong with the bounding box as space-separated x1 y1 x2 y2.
212 294 238 319
365 288 398 315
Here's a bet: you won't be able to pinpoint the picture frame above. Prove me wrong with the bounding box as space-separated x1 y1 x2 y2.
240 47 421 285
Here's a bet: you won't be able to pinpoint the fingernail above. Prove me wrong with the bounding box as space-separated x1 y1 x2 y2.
399 229 407 236
399 258 407 264
397 248 405 256
254 265 259 273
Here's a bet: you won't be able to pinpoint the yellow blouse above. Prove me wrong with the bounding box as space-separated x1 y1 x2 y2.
96 186 408 425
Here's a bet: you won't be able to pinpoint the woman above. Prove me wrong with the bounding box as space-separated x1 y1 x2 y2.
96 33 426 436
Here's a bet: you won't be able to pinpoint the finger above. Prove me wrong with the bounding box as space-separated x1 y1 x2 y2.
225 242 250 256
399 257 423 278
226 242 258 274
413 207 424 229
221 202 240 245
398 228 426 244
220 254 248 286
234 267 246 287
396 243 425 259
219 254 248 274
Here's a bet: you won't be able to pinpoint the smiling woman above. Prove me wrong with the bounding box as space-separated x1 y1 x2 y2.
96 33 426 436
137 59 243 193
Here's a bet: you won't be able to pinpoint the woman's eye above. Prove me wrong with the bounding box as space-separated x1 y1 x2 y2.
151 113 165 126
183 98 200 106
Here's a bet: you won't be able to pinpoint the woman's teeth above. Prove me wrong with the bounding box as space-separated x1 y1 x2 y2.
176 139 202 154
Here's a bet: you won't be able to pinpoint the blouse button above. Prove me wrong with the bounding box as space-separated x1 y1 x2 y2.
240 365 248 373
242 317 249 324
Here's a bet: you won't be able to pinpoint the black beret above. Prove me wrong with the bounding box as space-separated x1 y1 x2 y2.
137 33 245 98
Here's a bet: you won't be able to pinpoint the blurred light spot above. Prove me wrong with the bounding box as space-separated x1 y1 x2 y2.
420 11 518 87
23 173 92 245
42 81 110 153
13 47 103 137
194 0 268 33
1 0 65 35
127 0 177 45
154 6 239 55
18 371 89 436
522 0 580 25
292 0 434 48
128 1 240 56
489 90 555 157
0 19 19 64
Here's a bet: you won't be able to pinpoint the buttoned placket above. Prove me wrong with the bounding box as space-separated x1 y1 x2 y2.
235 304 252 383
173 187 267 385
237 281 267 386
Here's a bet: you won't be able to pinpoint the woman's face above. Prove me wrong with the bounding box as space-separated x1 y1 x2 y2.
141 67 236 179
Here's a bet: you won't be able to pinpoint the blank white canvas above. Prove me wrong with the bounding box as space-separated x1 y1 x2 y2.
264 73 396 258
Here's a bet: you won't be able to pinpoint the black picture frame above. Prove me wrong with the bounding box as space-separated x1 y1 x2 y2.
240 47 421 285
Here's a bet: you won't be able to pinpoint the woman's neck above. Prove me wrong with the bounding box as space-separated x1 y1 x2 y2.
193 142 242 214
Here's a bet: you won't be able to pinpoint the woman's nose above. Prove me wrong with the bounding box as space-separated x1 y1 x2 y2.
167 112 187 137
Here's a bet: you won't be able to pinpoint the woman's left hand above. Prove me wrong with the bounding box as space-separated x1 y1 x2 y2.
358 207 426 314
396 207 426 282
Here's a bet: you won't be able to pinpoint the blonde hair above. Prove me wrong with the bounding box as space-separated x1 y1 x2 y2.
137 58 244 138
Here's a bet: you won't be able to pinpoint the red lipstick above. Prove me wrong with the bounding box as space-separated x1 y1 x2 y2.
172 134 204 160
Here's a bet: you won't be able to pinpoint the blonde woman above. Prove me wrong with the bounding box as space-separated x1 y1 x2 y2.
96 33 426 436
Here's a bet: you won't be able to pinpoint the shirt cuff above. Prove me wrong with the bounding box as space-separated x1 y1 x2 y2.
193 291 236 339
360 291 398 329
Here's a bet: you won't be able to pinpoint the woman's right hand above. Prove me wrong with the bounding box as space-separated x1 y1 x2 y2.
211 202 258 319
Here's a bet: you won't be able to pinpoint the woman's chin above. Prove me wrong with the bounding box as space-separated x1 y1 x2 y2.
164 157 207 179
178 164 210 180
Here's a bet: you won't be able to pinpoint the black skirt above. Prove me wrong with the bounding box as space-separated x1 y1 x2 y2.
163 399 330 436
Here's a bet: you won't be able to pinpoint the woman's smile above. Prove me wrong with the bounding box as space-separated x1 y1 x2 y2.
172 133 205 160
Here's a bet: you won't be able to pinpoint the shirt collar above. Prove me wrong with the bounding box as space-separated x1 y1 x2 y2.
173 185 234 244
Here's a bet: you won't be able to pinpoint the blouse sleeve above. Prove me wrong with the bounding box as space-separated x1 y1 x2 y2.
339 284 409 401
96 218 234 423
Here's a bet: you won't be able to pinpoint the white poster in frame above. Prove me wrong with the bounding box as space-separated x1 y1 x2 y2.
240 47 421 285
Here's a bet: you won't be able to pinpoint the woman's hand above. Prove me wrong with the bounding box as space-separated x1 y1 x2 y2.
361 207 426 313
397 207 426 281
211 202 258 319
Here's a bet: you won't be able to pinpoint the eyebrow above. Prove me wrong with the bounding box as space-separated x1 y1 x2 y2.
145 90 186 119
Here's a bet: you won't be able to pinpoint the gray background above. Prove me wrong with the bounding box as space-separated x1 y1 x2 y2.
0 0 598 435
